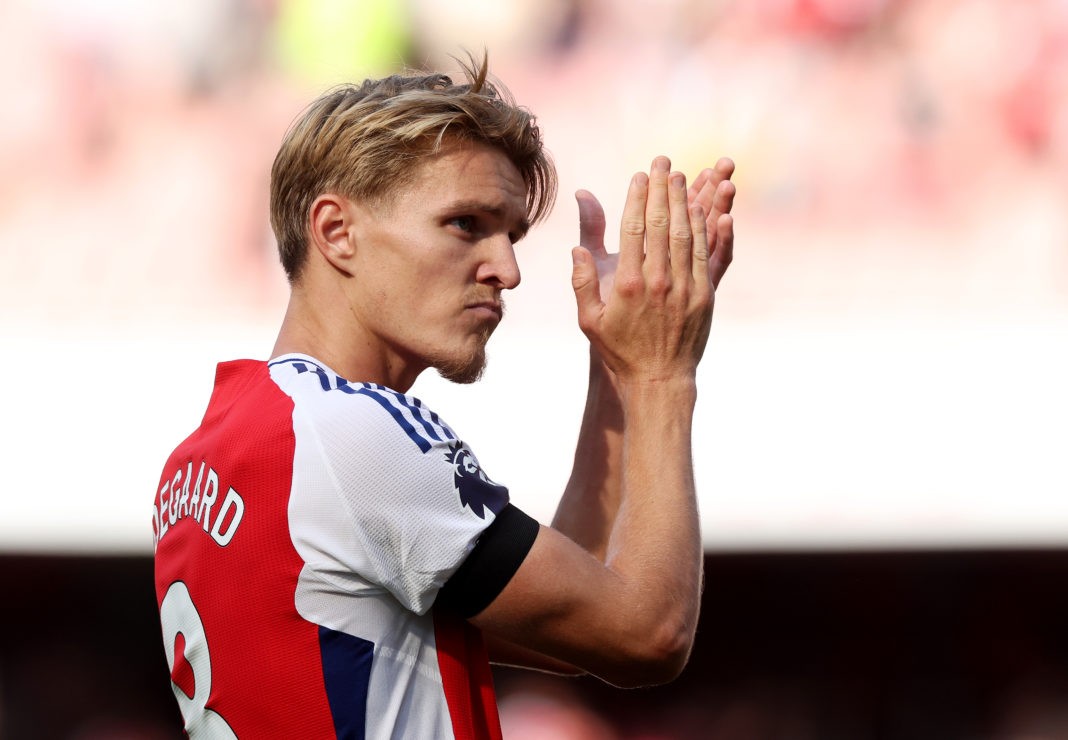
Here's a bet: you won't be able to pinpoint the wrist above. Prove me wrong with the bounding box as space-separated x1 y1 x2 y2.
618 374 698 410
584 349 624 428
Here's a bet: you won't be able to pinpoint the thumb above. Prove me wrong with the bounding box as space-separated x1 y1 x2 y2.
576 190 608 259
571 246 602 326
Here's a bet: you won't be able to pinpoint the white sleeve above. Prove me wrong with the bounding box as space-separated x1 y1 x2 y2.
289 382 510 615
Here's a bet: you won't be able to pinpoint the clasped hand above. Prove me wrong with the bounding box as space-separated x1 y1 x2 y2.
570 156 736 384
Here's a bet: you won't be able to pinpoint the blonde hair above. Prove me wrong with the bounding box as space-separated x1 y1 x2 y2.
269 53 557 282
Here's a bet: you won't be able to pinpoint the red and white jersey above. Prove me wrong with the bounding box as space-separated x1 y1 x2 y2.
153 355 536 739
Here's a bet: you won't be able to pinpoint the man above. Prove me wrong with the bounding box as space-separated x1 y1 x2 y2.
153 54 735 739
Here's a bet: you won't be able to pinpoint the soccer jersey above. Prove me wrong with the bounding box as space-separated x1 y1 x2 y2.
153 354 538 739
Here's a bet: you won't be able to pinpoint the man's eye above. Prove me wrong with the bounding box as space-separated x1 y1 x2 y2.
450 216 475 232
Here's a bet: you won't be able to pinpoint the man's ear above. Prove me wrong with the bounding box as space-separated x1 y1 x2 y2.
309 193 357 274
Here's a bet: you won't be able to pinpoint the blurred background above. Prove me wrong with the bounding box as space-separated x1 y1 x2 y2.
0 0 1066 737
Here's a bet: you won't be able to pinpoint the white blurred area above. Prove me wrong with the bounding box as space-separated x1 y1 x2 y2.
0 0 1065 555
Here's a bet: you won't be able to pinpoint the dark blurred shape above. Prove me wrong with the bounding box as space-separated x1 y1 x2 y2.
6 551 1068 738
0 556 183 740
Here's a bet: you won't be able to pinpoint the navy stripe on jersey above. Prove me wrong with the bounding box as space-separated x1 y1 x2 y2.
351 387 434 453
269 357 457 453
365 383 457 448
411 395 458 439
319 626 374 740
284 360 332 391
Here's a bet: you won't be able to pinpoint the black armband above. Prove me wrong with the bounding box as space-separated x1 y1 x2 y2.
436 504 540 619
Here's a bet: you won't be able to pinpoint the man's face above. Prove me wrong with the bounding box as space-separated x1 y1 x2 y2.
346 142 529 386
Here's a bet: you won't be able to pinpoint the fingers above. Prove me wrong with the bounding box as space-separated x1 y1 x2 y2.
689 201 709 285
580 156 726 382
617 171 649 276
667 171 693 284
689 157 735 217
615 156 733 290
571 246 603 331
642 156 672 278
712 157 735 184
692 159 736 289
710 178 736 223
575 190 608 259
710 212 734 289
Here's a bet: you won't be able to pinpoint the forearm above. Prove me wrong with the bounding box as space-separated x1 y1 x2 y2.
472 377 706 687
550 350 624 560
471 156 727 687
604 377 703 656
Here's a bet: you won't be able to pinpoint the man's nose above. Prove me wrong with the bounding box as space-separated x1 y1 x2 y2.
478 237 521 290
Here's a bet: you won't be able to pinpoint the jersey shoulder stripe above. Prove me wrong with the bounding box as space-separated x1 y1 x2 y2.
350 383 456 453
268 356 457 453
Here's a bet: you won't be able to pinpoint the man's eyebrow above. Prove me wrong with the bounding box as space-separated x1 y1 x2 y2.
444 200 530 237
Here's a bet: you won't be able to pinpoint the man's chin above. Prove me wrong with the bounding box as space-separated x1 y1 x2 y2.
438 367 483 385
435 350 487 385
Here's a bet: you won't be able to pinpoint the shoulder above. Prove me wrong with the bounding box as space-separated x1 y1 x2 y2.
267 354 459 454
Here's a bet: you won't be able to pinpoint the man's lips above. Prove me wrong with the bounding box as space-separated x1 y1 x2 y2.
465 301 503 321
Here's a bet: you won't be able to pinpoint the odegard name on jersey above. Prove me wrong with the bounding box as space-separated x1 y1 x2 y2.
154 460 245 550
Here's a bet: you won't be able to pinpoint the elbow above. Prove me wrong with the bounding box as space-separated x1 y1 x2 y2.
631 627 694 687
599 617 695 688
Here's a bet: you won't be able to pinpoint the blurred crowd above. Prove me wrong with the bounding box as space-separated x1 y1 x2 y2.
1 0 1065 330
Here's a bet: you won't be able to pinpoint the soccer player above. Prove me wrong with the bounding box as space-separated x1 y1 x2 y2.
153 54 735 738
